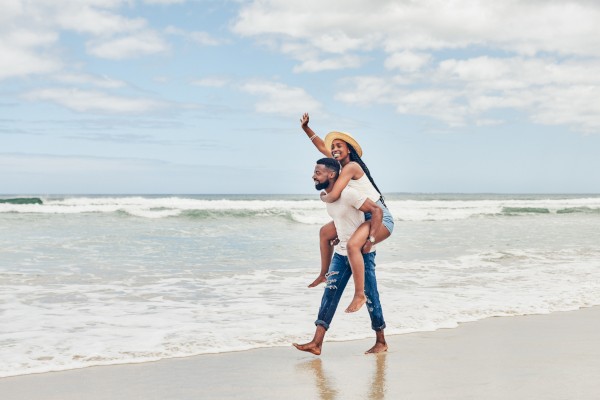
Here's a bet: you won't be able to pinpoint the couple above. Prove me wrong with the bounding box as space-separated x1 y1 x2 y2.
293 113 394 355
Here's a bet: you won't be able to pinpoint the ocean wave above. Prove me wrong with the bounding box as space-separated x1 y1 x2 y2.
0 197 43 205
391 198 600 221
501 207 550 215
0 197 325 220
557 207 600 214
2 196 600 222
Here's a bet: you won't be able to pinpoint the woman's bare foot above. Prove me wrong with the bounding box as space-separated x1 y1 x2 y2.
365 341 388 354
293 341 322 355
345 293 367 313
308 275 326 288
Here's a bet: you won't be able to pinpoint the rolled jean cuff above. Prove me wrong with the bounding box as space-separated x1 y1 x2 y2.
315 319 330 330
372 322 386 332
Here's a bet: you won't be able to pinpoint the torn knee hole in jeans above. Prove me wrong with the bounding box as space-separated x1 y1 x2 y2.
325 271 339 289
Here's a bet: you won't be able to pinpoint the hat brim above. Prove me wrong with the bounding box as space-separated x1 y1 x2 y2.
324 131 363 158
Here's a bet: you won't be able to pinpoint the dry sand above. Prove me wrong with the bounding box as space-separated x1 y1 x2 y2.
2 307 600 399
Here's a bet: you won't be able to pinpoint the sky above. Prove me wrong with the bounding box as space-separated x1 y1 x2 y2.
2 0 600 195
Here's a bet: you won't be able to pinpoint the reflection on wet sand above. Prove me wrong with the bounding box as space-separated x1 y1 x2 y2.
368 353 387 400
297 354 388 400
297 359 338 400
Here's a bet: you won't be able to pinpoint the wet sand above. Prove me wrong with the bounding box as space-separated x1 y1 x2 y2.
2 307 600 399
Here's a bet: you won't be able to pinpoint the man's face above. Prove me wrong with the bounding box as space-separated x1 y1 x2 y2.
313 164 331 191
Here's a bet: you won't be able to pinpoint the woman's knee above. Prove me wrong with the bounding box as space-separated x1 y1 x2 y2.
319 222 337 240
346 238 363 254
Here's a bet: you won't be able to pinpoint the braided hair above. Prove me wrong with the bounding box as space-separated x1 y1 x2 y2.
346 143 387 207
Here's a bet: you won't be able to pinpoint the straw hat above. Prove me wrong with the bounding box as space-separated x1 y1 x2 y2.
323 131 363 158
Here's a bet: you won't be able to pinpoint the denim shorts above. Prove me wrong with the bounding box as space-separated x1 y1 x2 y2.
364 199 394 234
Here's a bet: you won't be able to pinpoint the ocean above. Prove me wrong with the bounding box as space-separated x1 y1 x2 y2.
2 194 600 378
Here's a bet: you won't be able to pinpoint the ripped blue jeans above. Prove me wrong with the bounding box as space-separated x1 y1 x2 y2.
315 252 386 331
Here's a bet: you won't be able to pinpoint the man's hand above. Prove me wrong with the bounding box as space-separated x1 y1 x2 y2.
300 112 309 129
361 240 373 254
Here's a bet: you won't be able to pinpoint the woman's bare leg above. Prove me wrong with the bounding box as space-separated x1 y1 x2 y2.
345 223 370 312
344 221 391 312
308 221 337 288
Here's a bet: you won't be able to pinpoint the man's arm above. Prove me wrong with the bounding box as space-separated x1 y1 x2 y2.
358 198 383 252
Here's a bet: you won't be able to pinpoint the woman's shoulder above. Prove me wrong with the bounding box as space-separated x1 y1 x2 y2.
343 161 365 178
343 161 363 170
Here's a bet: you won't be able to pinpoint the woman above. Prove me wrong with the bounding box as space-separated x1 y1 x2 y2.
300 113 394 313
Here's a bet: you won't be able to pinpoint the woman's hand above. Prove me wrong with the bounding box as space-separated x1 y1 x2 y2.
301 112 329 155
300 112 309 129
320 191 333 203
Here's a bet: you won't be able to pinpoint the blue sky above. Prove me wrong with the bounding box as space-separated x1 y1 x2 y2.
2 0 600 194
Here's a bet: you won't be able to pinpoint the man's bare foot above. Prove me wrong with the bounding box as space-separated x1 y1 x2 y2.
293 341 322 355
308 275 326 288
365 341 388 354
345 293 367 313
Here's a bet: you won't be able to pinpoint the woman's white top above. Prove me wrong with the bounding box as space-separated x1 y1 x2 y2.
347 173 380 202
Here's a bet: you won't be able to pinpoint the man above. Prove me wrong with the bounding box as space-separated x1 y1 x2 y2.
293 158 388 355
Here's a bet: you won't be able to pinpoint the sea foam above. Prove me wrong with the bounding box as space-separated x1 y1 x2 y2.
3 247 600 378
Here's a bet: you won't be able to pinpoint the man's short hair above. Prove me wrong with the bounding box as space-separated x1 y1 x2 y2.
316 158 341 177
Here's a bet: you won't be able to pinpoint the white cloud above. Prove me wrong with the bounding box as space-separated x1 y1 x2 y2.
0 39 61 80
337 56 600 132
0 22 62 80
240 80 321 117
530 85 600 132
0 0 170 78
231 1 600 132
275 40 366 73
24 88 168 114
293 55 363 73
335 76 394 105
233 0 600 57
54 3 147 36
87 31 169 59
385 51 431 72
0 0 22 24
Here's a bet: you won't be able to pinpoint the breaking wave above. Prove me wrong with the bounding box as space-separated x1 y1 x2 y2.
2 195 600 222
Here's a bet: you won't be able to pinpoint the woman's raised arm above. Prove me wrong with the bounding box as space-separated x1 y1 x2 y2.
300 113 330 157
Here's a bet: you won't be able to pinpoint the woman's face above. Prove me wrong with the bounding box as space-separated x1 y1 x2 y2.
330 139 349 161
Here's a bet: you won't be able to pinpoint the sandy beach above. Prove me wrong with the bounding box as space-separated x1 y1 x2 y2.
2 306 600 400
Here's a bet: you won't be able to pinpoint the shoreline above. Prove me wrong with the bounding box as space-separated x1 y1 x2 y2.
3 307 600 399
1 306 591 380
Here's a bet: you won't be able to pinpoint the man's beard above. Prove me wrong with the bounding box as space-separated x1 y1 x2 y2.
315 181 329 191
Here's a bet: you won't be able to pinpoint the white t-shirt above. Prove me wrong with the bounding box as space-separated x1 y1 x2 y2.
326 186 374 256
